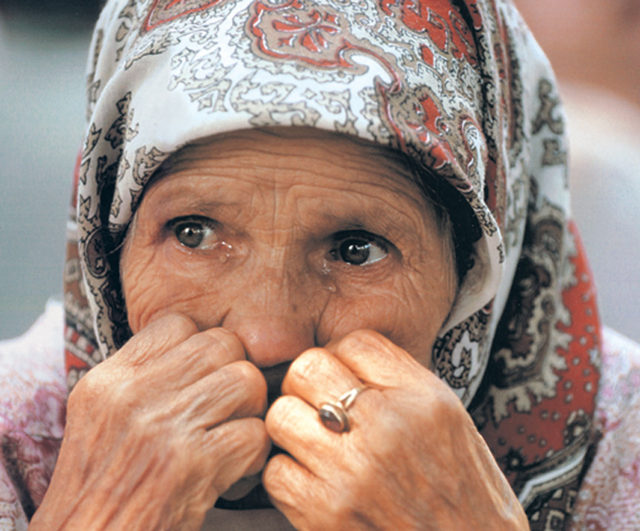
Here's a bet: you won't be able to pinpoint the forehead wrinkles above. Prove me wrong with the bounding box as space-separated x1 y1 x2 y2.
143 128 445 248
153 127 430 199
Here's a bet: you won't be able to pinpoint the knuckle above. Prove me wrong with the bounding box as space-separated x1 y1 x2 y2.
339 329 388 352
119 313 199 366
264 396 293 434
262 453 286 490
231 359 262 383
333 489 365 523
154 312 199 338
208 419 270 493
67 372 97 413
212 418 269 463
198 327 244 361
229 360 267 401
430 387 467 425
262 454 295 497
178 332 216 363
68 364 136 420
70 364 111 403
242 418 270 458
175 328 245 377
179 334 221 371
286 348 326 383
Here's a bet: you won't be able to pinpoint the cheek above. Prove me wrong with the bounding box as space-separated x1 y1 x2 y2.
317 268 455 368
121 242 227 333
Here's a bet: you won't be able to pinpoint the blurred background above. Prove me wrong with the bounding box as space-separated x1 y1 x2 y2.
0 1 102 338
1 1 638 342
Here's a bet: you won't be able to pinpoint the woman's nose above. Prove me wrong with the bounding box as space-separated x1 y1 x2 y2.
223 313 316 368
219 267 318 367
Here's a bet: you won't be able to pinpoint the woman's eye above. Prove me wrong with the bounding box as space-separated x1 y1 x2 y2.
330 232 388 266
168 217 217 249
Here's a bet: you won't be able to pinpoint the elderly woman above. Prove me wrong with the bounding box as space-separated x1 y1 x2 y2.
1 0 639 529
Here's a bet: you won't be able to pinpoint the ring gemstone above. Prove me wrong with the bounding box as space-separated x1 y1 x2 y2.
318 402 349 433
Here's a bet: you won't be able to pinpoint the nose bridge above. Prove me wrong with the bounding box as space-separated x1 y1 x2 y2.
221 239 318 367
252 240 299 306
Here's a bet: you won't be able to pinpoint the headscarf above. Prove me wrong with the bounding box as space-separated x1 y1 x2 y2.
63 0 601 527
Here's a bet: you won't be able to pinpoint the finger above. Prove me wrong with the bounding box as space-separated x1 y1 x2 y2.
161 327 247 385
115 312 199 366
281 347 362 410
263 453 321 529
326 329 433 388
265 395 342 476
204 417 271 497
179 360 267 428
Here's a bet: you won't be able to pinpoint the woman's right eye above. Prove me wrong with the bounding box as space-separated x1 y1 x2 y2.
168 217 218 249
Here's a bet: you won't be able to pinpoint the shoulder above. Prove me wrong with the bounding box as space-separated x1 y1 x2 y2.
571 327 640 529
0 300 67 431
0 300 67 527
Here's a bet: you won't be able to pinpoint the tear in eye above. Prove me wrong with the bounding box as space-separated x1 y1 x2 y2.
330 232 388 266
169 217 217 249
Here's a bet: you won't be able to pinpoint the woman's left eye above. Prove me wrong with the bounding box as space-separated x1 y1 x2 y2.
168 216 218 249
330 231 389 266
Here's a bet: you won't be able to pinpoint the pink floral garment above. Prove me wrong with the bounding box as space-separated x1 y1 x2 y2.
0 302 66 530
0 303 638 528
570 328 640 529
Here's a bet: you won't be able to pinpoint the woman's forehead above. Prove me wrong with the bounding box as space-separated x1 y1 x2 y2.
171 127 405 162
155 127 423 192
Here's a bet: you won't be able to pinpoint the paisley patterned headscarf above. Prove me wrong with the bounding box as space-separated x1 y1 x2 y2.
63 0 601 527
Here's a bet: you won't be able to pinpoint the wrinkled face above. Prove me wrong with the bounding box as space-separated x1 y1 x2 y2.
120 128 457 372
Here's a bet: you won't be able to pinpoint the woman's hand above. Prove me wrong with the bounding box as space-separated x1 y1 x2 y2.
263 330 529 530
31 314 270 531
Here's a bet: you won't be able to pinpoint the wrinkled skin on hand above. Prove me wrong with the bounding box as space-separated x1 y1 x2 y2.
264 330 529 530
31 314 270 530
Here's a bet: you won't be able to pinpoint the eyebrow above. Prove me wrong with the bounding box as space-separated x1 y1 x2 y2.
296 192 431 250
